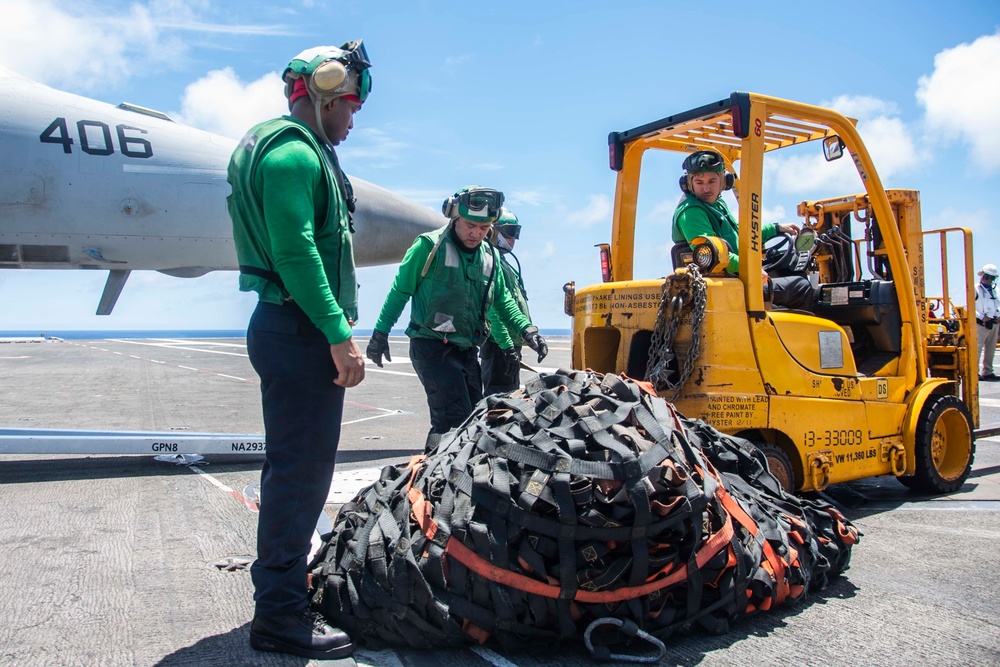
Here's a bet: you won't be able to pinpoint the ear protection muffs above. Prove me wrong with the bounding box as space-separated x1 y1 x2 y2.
679 172 735 193
442 195 458 219
285 50 370 105
310 59 348 94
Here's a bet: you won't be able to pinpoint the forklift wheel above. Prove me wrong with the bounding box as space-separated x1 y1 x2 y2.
901 395 974 494
755 443 796 494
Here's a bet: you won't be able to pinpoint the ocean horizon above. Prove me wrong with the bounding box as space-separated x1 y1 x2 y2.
0 328 572 340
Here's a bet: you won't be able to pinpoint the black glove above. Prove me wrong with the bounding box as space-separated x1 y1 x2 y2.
521 326 548 363
366 330 391 367
502 347 521 377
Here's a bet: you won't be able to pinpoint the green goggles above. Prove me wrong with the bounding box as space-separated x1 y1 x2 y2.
683 150 725 174
355 68 372 102
329 40 372 102
339 39 371 69
338 40 371 102
457 189 504 222
495 224 521 239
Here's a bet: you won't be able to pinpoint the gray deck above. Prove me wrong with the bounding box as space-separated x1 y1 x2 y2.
1 336 998 666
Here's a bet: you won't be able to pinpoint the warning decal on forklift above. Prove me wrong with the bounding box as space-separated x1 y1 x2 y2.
579 291 662 315
703 394 767 428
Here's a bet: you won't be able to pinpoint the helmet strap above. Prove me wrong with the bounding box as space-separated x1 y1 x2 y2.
313 97 334 148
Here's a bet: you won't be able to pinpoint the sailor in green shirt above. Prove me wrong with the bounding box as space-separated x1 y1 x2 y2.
671 150 813 310
227 41 372 661
366 186 548 443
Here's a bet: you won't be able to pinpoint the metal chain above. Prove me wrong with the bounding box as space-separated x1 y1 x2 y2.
644 266 708 400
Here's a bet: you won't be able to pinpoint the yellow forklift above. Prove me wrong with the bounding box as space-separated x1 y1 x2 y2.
565 92 977 494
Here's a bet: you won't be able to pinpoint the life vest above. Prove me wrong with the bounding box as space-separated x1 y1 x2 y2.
227 116 357 321
406 225 497 349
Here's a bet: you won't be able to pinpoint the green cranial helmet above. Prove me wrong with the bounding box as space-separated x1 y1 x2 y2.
682 150 726 175
441 185 505 223
283 40 372 104
494 207 521 240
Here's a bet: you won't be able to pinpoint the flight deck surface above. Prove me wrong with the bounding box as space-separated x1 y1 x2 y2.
1 335 999 666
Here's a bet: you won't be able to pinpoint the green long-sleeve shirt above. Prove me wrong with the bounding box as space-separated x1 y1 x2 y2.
671 194 777 274
488 253 531 349
375 227 531 350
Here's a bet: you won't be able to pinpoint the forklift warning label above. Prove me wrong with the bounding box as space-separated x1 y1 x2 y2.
580 292 661 313
703 394 767 428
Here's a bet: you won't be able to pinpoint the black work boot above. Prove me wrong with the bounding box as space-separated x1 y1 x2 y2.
250 607 354 659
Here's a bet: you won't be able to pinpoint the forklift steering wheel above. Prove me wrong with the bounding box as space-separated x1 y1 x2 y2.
762 233 796 273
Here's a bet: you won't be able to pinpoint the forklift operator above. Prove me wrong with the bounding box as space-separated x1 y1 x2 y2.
671 150 813 310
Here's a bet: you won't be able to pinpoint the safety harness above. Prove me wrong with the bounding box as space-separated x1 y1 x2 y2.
308 370 858 660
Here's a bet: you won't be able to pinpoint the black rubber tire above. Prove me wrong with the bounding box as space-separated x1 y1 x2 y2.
903 394 974 494
755 442 797 494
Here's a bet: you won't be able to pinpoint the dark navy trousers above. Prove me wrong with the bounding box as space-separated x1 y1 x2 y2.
409 337 482 436
480 339 521 395
246 301 344 615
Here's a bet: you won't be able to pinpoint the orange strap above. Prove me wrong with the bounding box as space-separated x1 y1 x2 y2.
439 510 735 604
709 466 792 605
827 507 859 545
406 457 736 604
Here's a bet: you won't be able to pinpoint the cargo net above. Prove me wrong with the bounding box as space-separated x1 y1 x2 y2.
309 370 859 660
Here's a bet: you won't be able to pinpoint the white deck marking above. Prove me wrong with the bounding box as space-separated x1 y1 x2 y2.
215 373 254 382
342 410 407 426
326 465 386 504
356 648 406 667
471 646 522 667
189 466 234 493
146 338 247 348
864 500 1000 512
109 339 250 358
367 367 419 378
980 397 1000 407
73 341 257 383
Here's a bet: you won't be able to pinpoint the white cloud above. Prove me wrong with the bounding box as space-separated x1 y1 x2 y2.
854 115 923 179
646 195 685 221
391 189 449 209
0 1 172 90
173 68 286 138
506 189 559 207
927 206 996 239
917 31 1000 170
823 95 899 119
339 128 409 168
762 205 787 223
565 194 612 228
766 94 922 195
765 152 859 195
0 1 288 92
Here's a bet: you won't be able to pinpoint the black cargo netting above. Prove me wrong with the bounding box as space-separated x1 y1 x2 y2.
309 369 858 656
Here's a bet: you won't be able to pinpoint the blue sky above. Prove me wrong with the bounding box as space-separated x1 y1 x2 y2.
1 0 999 332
